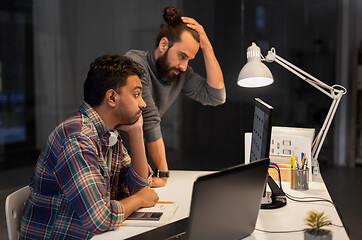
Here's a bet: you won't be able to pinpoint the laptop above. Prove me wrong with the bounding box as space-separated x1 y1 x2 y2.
126 158 270 240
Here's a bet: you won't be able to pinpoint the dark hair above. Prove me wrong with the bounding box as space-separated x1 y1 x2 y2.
84 55 142 107
155 6 200 47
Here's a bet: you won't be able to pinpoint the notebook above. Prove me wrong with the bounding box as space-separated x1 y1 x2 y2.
126 158 270 240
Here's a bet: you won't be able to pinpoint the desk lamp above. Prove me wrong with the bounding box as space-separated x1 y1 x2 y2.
238 42 347 178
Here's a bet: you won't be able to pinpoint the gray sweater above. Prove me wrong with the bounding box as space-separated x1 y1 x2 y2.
125 50 226 142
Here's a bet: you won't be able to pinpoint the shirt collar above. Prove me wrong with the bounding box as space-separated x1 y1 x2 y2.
79 100 111 147
147 50 159 77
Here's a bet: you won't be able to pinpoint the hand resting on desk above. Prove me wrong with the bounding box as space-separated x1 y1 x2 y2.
120 187 159 219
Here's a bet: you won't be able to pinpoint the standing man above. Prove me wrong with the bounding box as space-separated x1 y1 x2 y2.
20 55 158 239
125 6 226 187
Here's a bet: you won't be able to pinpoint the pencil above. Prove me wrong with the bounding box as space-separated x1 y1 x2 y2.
157 201 174 204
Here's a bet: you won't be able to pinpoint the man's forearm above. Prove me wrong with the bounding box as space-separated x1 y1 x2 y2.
181 16 224 90
128 128 149 178
202 45 224 89
146 138 168 172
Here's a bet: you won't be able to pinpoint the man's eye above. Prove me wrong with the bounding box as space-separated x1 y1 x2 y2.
179 54 186 60
135 93 140 97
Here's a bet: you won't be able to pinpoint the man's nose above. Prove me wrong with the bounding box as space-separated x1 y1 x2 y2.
179 60 189 71
139 96 146 110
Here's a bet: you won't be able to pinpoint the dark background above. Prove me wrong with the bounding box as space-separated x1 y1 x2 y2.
1 0 362 239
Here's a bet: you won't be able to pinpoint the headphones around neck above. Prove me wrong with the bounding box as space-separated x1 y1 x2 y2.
109 129 119 146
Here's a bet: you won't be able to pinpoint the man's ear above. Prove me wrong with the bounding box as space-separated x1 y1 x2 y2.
105 89 117 108
158 37 169 54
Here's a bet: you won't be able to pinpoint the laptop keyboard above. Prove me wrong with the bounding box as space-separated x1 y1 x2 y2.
165 231 187 240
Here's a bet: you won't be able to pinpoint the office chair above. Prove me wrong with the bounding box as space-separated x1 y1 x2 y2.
5 185 30 240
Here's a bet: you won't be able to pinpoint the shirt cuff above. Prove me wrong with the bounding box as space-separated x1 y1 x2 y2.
108 200 125 230
128 165 153 190
206 85 226 104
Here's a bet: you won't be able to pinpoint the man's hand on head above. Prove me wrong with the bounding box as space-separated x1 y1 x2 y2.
181 16 212 50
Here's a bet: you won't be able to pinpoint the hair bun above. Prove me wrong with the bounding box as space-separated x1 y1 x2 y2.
163 6 182 24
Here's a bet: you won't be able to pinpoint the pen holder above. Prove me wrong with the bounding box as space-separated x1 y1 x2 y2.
290 168 309 190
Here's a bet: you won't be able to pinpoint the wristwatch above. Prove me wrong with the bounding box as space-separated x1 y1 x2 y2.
156 170 170 178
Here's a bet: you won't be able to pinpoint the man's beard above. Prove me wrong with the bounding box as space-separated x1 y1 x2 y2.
156 49 183 84
129 109 143 125
116 109 142 129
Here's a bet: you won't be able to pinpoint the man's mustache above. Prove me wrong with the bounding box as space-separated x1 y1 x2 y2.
170 67 183 73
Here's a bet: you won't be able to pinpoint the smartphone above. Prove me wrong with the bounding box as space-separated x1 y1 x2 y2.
127 211 163 221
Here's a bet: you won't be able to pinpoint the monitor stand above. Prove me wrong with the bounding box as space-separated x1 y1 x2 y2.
261 175 287 209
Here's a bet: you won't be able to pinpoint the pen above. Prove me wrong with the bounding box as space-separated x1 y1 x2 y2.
301 157 307 170
157 201 174 204
291 156 296 169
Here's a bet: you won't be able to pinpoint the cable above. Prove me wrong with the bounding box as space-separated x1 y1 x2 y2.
267 162 349 235
255 228 304 233
285 193 334 204
268 163 284 192
255 222 345 234
285 193 349 235
331 223 345 228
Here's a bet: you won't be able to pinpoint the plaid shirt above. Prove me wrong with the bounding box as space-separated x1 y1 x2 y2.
20 101 152 239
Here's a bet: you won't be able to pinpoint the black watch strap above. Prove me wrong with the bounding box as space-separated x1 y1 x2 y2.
156 170 170 178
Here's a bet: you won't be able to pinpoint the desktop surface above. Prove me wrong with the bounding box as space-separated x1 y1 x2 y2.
91 170 349 240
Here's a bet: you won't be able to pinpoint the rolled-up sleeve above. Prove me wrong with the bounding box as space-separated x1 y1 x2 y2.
126 166 153 193
139 69 163 143
182 68 226 106
55 134 126 233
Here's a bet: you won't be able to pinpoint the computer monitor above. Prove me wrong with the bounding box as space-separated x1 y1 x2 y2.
250 98 286 209
250 98 273 162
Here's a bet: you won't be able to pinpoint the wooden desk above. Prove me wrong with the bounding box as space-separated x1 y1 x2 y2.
91 170 349 240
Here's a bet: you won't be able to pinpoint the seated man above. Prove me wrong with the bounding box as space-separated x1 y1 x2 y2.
20 55 159 239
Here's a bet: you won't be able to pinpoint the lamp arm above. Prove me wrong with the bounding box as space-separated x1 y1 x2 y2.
265 49 337 98
312 96 342 159
264 48 347 175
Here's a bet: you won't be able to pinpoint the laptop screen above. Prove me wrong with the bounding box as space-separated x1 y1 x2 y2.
250 98 273 162
125 159 270 240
